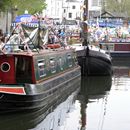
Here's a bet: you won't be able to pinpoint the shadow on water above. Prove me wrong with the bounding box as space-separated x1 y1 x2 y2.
0 87 80 130
79 75 112 101
112 58 130 77
78 75 112 130
0 76 113 130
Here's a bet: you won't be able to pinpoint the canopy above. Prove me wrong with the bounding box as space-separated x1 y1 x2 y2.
14 14 38 23
12 14 47 27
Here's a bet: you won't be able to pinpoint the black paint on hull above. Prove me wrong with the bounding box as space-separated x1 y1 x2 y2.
78 56 112 76
76 48 112 76
0 67 81 114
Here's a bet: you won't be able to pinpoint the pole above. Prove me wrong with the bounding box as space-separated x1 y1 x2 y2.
37 13 41 49
82 0 89 76
83 0 88 45
6 10 8 35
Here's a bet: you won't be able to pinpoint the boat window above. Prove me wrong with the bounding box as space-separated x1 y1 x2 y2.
50 58 56 73
38 59 46 77
1 62 10 72
15 57 32 83
101 43 114 51
67 54 72 67
59 57 64 70
74 53 78 65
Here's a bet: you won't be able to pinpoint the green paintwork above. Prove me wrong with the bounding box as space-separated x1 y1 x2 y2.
33 50 78 81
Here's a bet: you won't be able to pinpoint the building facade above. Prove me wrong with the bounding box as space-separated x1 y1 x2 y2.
43 0 104 21
88 0 102 19
43 0 83 22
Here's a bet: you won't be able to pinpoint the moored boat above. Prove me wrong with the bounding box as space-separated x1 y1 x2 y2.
0 19 81 114
88 21 130 60
70 43 112 76
99 41 130 58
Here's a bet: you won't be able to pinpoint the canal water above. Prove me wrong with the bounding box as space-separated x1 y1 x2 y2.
0 61 130 130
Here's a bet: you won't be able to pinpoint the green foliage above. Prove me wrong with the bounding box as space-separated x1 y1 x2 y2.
0 0 11 11
0 0 47 14
11 0 47 15
106 0 130 17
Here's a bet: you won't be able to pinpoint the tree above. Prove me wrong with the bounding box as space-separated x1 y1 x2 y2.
105 0 130 17
0 0 11 11
0 0 47 15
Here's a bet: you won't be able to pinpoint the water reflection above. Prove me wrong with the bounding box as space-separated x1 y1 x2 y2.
101 64 130 130
78 76 112 130
77 61 130 130
112 58 130 90
0 88 80 130
0 75 113 130
1 60 130 130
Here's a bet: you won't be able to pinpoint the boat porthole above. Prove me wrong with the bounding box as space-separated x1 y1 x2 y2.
1 62 10 72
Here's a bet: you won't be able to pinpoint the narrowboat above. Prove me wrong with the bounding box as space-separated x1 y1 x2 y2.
70 43 112 76
99 42 130 58
0 22 81 114
88 23 130 60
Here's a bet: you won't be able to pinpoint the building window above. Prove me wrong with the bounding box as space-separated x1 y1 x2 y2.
68 13 72 18
38 59 46 77
99 0 102 6
72 5 76 9
64 9 66 13
92 0 98 6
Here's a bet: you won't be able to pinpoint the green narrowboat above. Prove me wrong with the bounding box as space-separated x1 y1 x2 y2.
0 22 81 114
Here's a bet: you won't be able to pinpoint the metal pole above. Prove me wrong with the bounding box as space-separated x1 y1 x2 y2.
6 10 8 35
83 0 88 45
82 0 89 76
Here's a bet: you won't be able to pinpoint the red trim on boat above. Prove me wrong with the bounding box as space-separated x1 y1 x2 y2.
47 44 61 49
0 87 25 95
0 55 16 84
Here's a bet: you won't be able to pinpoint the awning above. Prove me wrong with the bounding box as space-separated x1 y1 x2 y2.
14 14 38 23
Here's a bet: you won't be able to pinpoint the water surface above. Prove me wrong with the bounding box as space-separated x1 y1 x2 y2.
0 62 130 130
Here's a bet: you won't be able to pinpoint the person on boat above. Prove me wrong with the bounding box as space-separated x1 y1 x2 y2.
48 34 55 44
58 29 61 36
59 30 65 42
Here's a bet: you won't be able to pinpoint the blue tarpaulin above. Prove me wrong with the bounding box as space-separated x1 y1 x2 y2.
14 14 38 23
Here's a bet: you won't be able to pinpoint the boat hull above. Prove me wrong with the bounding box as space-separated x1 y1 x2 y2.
76 49 112 76
0 89 80 129
109 51 130 58
0 67 81 114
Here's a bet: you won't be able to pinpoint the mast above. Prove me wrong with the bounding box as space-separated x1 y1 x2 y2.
79 77 88 130
37 12 42 48
83 0 88 45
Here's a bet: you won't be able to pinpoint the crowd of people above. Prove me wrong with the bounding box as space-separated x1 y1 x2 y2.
48 26 81 45
88 25 130 43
